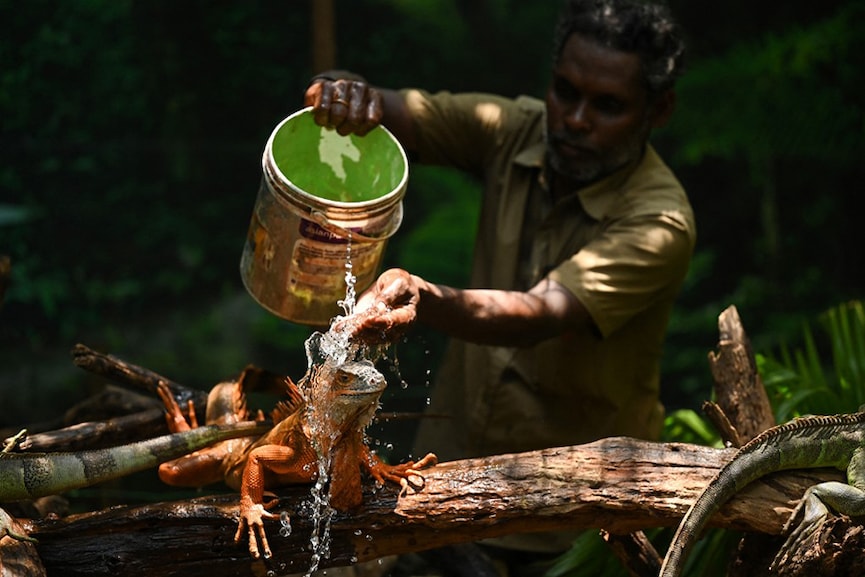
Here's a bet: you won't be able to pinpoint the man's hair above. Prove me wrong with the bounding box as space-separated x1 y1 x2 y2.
552 0 685 94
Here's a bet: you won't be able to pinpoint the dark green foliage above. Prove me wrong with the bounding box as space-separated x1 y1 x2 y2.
0 0 863 435
553 300 865 577
761 300 865 420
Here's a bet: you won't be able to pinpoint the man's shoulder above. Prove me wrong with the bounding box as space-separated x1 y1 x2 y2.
623 147 689 205
514 94 545 113
616 146 695 233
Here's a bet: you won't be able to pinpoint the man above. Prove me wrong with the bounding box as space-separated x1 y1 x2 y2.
305 0 693 572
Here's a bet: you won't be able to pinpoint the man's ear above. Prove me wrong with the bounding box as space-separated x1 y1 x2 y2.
649 89 676 129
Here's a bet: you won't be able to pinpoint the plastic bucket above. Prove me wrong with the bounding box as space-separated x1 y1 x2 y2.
240 107 408 326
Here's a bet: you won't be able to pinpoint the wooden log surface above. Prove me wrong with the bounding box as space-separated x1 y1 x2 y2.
19 437 843 577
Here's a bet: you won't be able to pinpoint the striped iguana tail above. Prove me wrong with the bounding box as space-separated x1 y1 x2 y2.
659 412 865 576
0 421 270 501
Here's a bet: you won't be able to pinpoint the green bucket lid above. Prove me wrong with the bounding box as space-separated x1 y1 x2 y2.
268 107 408 204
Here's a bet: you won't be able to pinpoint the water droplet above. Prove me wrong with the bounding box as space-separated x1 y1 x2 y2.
365 534 374 541
350 556 358 563
354 529 363 536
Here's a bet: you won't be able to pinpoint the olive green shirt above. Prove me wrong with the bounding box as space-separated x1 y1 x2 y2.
404 89 696 462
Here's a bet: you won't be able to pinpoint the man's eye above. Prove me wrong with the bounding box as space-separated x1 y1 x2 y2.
553 78 578 101
595 97 624 115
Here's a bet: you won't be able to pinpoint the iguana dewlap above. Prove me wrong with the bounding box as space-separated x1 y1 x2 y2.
157 359 437 560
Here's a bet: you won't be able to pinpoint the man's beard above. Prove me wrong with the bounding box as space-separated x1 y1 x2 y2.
546 127 647 186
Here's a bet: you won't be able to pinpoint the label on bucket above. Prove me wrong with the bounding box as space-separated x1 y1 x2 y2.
286 219 383 315
241 107 407 326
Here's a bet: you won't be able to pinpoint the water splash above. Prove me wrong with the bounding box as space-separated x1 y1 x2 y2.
304 463 334 575
297 240 364 576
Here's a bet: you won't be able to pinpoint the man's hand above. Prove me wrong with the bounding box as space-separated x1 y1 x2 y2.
335 268 419 345
304 77 383 136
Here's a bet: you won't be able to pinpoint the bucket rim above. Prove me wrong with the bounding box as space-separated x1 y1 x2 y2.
263 106 409 210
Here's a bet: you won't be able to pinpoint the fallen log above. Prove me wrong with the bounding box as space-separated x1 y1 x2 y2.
20 437 842 577
70 344 206 410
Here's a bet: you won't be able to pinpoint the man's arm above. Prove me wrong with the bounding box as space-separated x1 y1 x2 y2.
416 275 594 347
337 268 595 348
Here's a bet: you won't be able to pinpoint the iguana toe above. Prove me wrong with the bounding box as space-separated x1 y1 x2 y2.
0 509 37 544
235 502 279 559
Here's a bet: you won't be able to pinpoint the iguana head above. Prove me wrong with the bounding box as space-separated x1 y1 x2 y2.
304 358 387 439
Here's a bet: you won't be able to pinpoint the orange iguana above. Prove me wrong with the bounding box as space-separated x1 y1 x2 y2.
157 355 437 559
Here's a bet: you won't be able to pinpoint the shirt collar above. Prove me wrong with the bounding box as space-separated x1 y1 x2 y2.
512 140 650 221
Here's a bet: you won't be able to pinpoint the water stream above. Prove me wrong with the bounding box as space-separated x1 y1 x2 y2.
295 235 367 576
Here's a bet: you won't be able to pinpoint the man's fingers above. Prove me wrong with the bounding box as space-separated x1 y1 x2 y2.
307 79 383 136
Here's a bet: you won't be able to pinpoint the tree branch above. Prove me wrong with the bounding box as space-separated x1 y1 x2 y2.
22 438 842 577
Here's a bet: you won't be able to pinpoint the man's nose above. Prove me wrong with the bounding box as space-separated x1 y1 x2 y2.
565 102 592 133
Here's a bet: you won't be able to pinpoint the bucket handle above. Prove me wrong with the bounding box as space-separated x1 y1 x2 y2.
306 202 404 243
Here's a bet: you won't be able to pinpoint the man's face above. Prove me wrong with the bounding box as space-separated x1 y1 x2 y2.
545 34 667 186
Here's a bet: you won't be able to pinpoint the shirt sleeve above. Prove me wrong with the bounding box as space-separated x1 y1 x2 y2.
400 89 532 174
548 212 694 338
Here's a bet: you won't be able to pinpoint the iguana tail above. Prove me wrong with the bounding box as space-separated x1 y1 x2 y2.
659 446 774 576
660 412 864 576
0 421 270 501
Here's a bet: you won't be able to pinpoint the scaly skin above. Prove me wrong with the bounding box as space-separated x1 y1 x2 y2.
0 420 269 544
157 358 437 560
0 421 269 503
660 412 865 576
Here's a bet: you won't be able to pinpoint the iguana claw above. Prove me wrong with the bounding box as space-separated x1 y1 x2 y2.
366 452 438 496
771 480 865 570
235 499 280 559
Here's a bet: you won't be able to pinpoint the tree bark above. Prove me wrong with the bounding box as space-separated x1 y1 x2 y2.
70 344 205 409
311 0 336 73
706 305 776 443
727 516 865 577
19 438 841 577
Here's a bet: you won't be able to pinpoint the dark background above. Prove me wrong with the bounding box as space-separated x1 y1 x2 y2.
1 0 863 463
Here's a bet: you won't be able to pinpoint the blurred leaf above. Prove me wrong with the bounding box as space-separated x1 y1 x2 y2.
663 408 723 447
0 205 32 226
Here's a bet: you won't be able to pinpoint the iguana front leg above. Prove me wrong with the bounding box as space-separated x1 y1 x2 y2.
771 446 865 570
233 443 316 559
363 449 438 496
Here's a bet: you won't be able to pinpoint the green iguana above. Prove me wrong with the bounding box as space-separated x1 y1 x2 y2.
0 419 270 542
660 411 865 576
156 355 437 560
